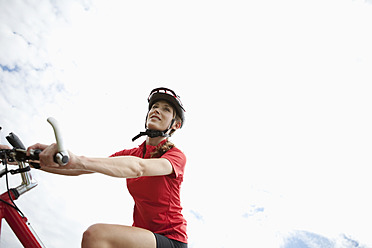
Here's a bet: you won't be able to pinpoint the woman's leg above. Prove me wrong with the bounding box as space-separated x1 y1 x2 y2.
81 223 156 248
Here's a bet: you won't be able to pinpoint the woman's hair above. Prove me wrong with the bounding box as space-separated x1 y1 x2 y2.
151 140 175 158
168 115 182 137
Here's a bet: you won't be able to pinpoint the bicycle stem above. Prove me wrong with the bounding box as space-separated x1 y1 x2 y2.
15 161 38 196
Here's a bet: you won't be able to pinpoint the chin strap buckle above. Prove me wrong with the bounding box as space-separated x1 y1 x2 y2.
132 129 170 142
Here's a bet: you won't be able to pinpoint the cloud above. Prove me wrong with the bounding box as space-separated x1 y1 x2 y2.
242 205 265 218
189 210 204 222
282 231 365 248
283 231 334 248
0 64 20 72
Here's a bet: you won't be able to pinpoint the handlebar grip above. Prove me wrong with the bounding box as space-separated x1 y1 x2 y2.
6 133 26 150
29 149 42 160
47 117 69 166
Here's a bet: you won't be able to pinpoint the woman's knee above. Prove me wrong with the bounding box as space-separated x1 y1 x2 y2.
81 223 156 248
81 224 108 248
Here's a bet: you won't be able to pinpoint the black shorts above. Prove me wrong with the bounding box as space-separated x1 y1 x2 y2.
153 233 188 248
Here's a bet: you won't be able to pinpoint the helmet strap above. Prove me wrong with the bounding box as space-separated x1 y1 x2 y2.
132 118 176 142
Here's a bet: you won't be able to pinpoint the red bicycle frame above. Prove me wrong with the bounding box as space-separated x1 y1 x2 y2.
0 189 44 248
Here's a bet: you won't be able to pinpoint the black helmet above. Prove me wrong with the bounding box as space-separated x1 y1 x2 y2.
147 87 185 127
132 87 186 141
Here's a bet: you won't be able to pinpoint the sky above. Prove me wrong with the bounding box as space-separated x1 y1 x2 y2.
1 0 372 247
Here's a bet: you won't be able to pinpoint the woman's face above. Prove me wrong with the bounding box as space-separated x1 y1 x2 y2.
146 100 176 131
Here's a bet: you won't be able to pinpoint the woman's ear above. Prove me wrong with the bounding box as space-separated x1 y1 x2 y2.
172 120 182 130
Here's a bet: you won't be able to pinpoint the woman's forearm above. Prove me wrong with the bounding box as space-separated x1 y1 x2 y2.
78 155 143 178
41 166 93 176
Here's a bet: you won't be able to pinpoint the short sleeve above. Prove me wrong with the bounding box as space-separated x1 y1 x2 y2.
161 147 186 178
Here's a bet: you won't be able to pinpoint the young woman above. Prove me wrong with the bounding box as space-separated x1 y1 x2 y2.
27 87 188 248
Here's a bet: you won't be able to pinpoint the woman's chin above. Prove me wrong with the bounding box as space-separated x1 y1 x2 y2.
146 123 162 130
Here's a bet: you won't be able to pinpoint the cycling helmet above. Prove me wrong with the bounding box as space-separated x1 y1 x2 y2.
132 87 186 141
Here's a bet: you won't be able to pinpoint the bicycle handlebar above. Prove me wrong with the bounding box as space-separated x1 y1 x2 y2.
2 117 69 167
0 117 69 198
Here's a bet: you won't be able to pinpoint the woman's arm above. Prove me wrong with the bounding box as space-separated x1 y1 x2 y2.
27 143 174 178
78 156 174 178
40 167 93 176
26 143 92 176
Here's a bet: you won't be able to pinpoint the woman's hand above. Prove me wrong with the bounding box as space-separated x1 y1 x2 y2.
0 144 11 149
27 143 57 168
27 143 79 169
0 144 17 165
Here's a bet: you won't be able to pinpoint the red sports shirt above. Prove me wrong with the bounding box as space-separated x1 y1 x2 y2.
110 140 188 243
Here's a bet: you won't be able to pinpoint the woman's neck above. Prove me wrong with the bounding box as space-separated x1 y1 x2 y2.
146 136 167 146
